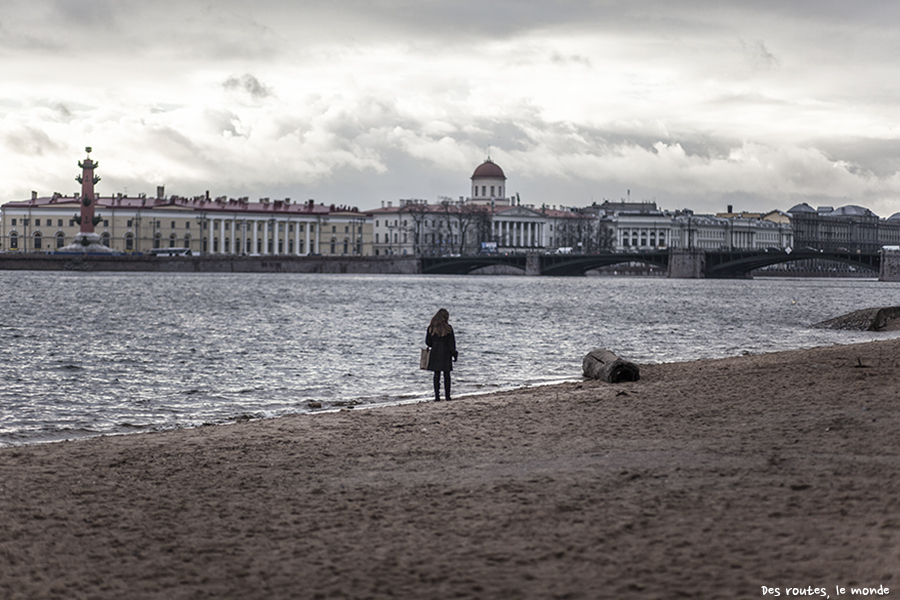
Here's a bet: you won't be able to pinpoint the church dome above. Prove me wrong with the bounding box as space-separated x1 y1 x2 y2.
787 202 816 214
830 205 876 217
471 159 506 180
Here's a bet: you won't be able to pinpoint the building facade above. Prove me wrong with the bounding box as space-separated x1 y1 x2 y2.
369 159 592 256
24 151 900 261
595 201 793 252
787 203 900 252
368 161 797 257
1 191 372 256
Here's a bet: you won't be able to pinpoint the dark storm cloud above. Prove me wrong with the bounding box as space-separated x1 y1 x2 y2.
46 0 119 26
4 0 900 216
278 0 900 42
223 75 273 100
740 39 779 69
818 138 900 179
3 125 63 156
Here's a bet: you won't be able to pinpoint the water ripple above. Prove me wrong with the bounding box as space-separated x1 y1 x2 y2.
1 272 899 445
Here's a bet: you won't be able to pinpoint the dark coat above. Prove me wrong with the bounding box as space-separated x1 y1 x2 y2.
426 327 457 372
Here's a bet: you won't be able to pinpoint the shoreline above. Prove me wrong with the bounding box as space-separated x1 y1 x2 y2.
0 375 584 449
7 333 899 450
2 338 899 599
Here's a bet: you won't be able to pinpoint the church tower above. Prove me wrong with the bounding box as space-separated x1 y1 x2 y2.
470 157 510 206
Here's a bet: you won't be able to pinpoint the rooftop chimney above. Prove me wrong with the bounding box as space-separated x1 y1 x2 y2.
157 186 165 200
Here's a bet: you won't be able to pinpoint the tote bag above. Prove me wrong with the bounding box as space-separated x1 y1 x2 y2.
419 347 431 370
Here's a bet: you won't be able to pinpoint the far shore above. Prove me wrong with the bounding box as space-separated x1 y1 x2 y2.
1 338 899 599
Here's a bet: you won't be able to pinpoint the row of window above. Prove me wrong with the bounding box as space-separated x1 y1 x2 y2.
10 218 68 227
374 233 462 245
376 219 459 229
7 218 364 234
474 185 503 197
6 230 362 255
621 230 668 247
7 231 70 250
11 218 112 228
7 231 149 250
206 223 361 234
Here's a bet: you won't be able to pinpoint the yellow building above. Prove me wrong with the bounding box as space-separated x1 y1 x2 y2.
1 191 373 256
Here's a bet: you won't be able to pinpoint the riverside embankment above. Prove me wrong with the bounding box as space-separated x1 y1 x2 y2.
0 253 419 273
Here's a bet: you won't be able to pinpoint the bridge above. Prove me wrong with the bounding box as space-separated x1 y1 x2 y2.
420 249 882 277
421 252 670 276
420 254 530 274
539 252 669 276
704 249 880 278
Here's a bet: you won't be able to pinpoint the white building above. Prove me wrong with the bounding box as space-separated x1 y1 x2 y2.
597 201 793 251
368 159 585 255
1 191 371 256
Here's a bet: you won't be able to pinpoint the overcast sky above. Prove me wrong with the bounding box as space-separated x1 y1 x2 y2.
3 0 900 216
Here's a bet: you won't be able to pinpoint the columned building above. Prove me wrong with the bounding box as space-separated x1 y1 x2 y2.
786 203 900 252
1 191 371 256
490 206 545 248
368 158 584 255
596 201 793 251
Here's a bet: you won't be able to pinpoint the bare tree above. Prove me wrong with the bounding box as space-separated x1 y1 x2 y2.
597 220 616 251
554 209 605 253
436 197 490 255
400 200 432 255
471 205 495 252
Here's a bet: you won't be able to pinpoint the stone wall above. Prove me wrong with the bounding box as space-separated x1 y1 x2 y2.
879 247 900 282
0 254 421 274
668 249 706 278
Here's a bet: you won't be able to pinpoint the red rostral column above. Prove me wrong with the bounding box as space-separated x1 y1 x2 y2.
75 146 101 233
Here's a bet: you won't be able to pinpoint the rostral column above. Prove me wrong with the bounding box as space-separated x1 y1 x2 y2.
75 146 101 236
62 147 114 253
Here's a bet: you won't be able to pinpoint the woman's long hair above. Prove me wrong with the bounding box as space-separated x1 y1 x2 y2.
428 308 452 337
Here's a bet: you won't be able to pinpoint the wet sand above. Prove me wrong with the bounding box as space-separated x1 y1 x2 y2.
1 339 899 599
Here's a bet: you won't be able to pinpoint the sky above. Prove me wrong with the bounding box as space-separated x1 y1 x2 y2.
3 0 900 216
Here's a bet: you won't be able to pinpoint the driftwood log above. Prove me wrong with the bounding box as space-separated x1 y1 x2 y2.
582 348 640 383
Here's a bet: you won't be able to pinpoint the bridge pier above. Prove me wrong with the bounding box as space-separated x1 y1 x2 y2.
526 254 540 276
880 246 900 281
668 249 706 278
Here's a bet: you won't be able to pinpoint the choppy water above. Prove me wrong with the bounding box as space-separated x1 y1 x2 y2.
2 272 898 446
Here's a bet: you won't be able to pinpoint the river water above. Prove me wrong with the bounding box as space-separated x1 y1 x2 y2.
2 272 898 446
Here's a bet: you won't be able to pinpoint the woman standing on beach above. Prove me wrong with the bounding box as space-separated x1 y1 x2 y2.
426 308 458 402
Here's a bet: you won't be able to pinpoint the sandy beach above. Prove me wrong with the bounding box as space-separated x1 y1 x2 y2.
1 339 899 599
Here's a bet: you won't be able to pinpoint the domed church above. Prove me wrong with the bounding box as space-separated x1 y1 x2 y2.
469 157 511 206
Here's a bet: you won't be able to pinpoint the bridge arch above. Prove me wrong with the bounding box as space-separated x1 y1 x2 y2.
421 255 528 274
703 249 880 277
540 252 669 276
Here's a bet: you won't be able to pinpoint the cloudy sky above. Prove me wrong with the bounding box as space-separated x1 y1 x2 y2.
3 0 900 216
